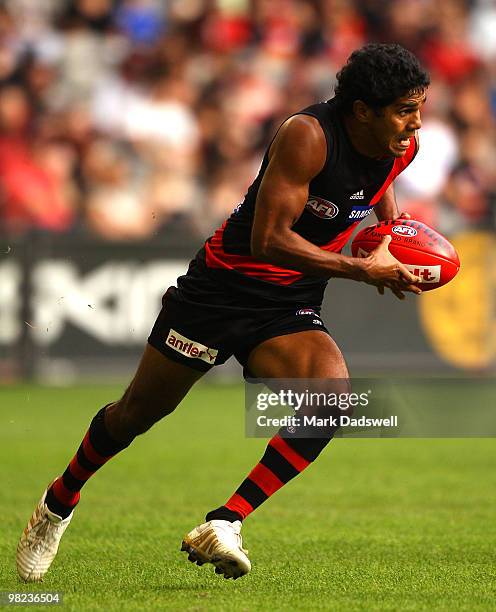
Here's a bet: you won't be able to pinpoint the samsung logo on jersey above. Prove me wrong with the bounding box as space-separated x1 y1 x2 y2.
348 205 374 221
305 196 339 220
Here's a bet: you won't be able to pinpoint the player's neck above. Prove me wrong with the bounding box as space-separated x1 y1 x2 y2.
342 114 386 160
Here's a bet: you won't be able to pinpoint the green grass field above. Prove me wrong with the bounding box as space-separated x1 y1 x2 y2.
1 383 495 611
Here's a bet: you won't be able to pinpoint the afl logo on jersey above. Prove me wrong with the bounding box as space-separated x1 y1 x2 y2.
305 196 339 220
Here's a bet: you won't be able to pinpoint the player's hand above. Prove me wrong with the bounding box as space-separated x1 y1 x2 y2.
376 282 417 300
361 235 422 299
378 213 417 299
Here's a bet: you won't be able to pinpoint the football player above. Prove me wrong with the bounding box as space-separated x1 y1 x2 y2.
17 43 428 581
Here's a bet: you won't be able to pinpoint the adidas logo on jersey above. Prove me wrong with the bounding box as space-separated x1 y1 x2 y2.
350 190 364 200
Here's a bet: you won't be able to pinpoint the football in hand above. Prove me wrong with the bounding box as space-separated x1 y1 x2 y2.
351 219 460 291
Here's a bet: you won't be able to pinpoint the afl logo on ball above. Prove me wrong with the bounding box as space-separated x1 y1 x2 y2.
392 225 417 237
306 196 339 220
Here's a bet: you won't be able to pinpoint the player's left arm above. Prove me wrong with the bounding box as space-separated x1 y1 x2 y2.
374 183 411 221
373 183 412 296
375 133 419 222
374 183 402 221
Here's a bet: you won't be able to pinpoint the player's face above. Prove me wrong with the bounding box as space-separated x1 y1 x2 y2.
371 90 426 158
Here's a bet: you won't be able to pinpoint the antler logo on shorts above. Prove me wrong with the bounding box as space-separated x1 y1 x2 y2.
166 329 218 364
305 196 339 220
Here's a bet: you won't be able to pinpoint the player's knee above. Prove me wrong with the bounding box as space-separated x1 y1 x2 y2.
128 400 177 436
313 378 354 420
339 378 355 418
119 408 154 436
107 395 177 438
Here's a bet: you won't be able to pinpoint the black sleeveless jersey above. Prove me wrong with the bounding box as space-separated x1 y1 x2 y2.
187 98 418 307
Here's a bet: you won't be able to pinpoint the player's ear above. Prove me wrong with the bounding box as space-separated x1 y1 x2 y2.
352 100 372 124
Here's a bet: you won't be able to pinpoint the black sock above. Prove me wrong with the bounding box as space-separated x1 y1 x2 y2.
205 506 243 523
205 432 334 523
45 405 132 519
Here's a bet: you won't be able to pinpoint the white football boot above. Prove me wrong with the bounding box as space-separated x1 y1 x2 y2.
16 482 73 582
181 520 251 579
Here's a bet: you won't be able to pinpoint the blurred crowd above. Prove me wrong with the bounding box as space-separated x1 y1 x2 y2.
0 0 495 241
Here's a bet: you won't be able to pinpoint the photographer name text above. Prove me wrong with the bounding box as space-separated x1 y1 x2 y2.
256 415 398 428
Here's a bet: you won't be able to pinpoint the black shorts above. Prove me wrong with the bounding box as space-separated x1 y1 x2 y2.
148 261 330 377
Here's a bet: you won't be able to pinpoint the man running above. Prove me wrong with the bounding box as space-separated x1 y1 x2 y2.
17 43 429 581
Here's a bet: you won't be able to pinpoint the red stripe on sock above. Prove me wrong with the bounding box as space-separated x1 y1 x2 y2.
225 493 253 520
82 431 108 466
51 479 80 508
68 456 95 482
247 463 284 497
269 435 310 472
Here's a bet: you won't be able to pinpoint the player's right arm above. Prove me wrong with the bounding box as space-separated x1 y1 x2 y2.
250 115 421 298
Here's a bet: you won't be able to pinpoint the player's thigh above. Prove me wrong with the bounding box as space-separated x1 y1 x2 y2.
247 330 350 421
107 344 205 434
247 329 349 379
126 344 204 408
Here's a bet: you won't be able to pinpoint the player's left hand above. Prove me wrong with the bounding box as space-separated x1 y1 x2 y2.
378 212 417 298
376 283 420 300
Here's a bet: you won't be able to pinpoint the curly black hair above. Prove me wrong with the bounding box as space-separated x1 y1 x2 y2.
333 43 430 113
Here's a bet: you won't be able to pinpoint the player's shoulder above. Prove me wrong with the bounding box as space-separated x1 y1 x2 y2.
269 113 327 177
279 101 332 133
280 113 324 144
